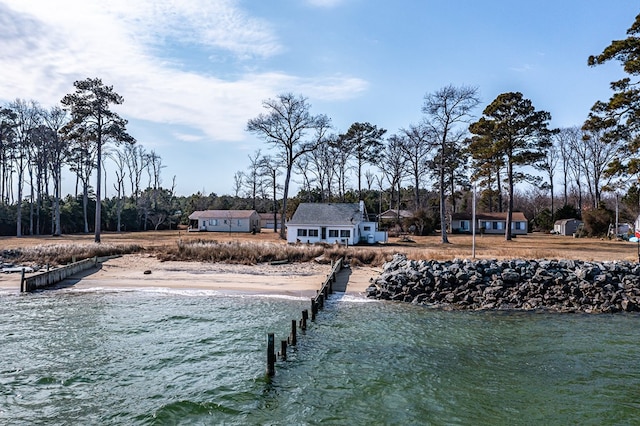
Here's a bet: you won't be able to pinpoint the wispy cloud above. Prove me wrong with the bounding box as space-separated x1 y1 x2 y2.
0 0 367 142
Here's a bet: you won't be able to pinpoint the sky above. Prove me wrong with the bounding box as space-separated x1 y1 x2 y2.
1 0 638 197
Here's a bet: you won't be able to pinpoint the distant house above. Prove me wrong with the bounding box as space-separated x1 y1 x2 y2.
554 218 582 236
188 210 261 233
286 201 387 245
259 213 282 230
451 211 528 235
378 209 414 222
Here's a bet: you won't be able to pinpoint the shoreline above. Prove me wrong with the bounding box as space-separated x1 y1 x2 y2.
0 253 379 297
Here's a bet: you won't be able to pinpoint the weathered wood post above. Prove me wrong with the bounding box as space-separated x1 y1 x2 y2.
317 293 324 308
267 333 275 376
20 269 25 293
311 298 317 320
301 309 308 330
289 319 297 346
279 340 287 360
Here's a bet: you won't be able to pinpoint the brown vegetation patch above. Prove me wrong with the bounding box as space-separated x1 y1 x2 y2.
1 230 637 267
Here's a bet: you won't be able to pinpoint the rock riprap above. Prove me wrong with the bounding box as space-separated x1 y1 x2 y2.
366 254 640 313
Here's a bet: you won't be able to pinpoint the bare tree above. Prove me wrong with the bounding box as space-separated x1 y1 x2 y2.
9 99 40 237
571 127 620 208
110 148 127 232
400 123 432 209
423 85 480 243
247 93 330 238
328 134 352 200
259 155 282 233
244 150 263 209
233 171 244 198
42 106 68 235
379 134 407 222
302 135 338 201
556 127 580 207
0 106 18 205
536 133 560 221
124 143 148 201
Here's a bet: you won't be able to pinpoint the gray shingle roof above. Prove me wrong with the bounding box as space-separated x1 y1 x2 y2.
188 210 257 220
288 203 363 226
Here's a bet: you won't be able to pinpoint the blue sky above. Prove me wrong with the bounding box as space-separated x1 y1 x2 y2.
1 1 638 197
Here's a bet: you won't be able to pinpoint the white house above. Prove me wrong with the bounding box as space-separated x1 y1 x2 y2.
286 201 387 245
451 211 528 235
188 210 261 233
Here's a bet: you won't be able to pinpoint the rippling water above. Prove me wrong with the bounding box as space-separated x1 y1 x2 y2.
1 287 640 425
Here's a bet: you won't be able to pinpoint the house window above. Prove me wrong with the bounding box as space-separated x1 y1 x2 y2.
224 219 228 225
493 222 502 230
460 220 469 230
329 230 339 238
237 219 241 226
364 226 371 231
513 221 524 230
340 230 351 238
309 229 318 237
209 219 218 226
297 229 308 237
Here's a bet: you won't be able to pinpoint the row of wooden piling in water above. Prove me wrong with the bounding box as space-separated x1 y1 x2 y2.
266 257 344 376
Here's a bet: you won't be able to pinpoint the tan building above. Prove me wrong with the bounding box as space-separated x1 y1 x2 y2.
451 211 528 235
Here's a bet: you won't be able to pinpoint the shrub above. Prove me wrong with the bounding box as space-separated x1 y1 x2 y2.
582 206 613 237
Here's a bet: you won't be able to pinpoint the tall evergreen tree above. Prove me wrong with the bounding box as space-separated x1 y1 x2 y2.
586 13 640 204
61 77 134 243
339 122 386 200
469 92 555 240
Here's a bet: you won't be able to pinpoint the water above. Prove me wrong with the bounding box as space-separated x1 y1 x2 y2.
1 287 640 425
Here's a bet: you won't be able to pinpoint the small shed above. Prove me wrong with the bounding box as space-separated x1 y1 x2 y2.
259 213 281 230
188 210 261 233
554 218 582 236
378 209 414 222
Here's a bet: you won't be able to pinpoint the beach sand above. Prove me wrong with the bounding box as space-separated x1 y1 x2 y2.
0 254 380 297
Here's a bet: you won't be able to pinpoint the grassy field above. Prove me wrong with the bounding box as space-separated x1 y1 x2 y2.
1 229 638 266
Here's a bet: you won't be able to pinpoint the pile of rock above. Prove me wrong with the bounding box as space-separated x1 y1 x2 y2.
366 254 640 313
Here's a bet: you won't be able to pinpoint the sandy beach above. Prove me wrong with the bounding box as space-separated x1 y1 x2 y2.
0 254 379 297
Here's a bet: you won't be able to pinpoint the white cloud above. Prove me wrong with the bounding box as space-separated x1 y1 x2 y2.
0 0 368 143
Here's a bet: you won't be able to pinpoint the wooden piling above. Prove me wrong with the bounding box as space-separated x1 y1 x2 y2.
301 309 308 330
279 340 287 360
20 269 25 293
311 298 317 320
289 319 297 346
267 333 275 376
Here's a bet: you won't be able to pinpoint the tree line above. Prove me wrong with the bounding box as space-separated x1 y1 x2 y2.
0 78 179 240
240 13 640 241
2 13 640 241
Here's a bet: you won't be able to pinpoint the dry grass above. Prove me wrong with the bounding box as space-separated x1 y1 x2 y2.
1 242 143 266
1 229 638 266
